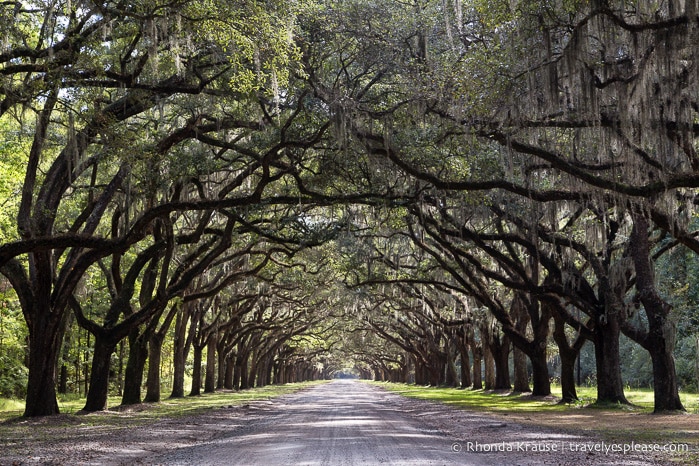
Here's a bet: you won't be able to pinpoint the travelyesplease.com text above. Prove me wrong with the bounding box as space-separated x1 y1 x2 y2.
451 441 690 455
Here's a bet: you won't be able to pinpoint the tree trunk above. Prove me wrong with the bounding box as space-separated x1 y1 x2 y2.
59 364 68 394
116 340 125 397
645 309 684 412
483 342 496 390
260 356 273 387
629 214 684 412
529 345 551 396
205 336 217 393
459 345 471 388
492 335 511 390
414 357 427 385
239 354 250 389
552 312 581 402
246 350 258 389
512 346 530 393
233 357 242 389
426 353 443 386
446 353 459 387
121 329 148 405
144 334 164 402
24 319 62 416
224 354 234 389
470 337 483 390
511 294 531 393
170 311 190 398
403 353 412 383
217 343 227 390
594 312 628 404
190 344 204 396
275 361 285 385
83 336 117 412
559 349 578 402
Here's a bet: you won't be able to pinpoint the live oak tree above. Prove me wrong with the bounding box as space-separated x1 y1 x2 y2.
304 0 697 411
1 0 697 416
0 0 307 416
462 0 697 411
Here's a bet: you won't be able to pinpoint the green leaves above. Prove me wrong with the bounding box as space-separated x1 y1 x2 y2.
0 116 29 243
183 0 309 95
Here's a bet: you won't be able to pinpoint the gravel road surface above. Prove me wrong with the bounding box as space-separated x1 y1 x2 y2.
3 380 668 465
140 380 658 465
147 379 462 465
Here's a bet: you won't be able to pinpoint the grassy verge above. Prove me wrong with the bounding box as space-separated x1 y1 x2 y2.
370 382 699 414
0 381 328 426
371 381 699 456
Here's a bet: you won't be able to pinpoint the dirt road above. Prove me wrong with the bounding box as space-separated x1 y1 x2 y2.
146 379 463 465
3 380 670 465
139 380 659 466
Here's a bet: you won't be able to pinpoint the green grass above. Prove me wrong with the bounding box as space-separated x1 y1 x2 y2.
0 398 24 414
0 381 329 425
370 382 699 414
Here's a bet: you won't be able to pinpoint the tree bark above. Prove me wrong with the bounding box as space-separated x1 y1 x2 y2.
217 341 227 390
559 349 578 401
470 335 483 390
24 316 62 416
205 335 217 393
190 344 204 396
628 213 684 412
224 354 235 389
445 352 459 388
414 356 427 385
121 329 148 405
144 333 164 402
459 343 472 388
529 344 551 397
492 334 511 390
483 340 496 390
511 295 531 393
83 336 117 411
247 347 258 389
239 352 250 390
170 309 192 398
594 310 628 404
552 311 583 402
512 346 530 393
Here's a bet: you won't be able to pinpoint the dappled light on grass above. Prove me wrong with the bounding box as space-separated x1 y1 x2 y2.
372 381 699 448
374 382 568 414
373 381 699 414
0 381 328 425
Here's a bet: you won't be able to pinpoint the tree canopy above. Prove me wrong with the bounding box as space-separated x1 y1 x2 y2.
0 0 697 416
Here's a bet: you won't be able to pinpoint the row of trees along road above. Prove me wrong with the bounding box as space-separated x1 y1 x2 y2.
0 0 697 415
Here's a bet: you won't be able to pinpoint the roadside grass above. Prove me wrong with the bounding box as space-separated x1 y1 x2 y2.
371 381 699 459
0 398 24 414
370 381 699 414
0 380 328 427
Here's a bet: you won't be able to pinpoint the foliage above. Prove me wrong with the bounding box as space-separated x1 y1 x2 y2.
0 288 26 398
0 0 697 418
